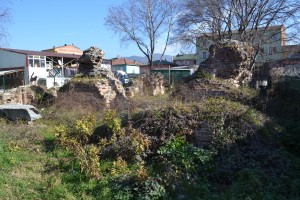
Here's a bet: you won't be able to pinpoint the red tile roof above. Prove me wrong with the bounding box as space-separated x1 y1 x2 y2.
111 58 143 66
1 48 81 59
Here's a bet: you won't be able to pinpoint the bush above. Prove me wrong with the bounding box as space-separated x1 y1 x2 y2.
156 136 215 198
55 115 102 179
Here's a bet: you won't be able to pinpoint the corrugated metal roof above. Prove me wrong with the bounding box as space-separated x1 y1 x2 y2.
0 69 24 76
0 48 81 59
173 54 197 61
140 60 177 68
152 60 177 65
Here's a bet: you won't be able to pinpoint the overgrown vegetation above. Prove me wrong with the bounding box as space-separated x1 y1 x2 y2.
0 77 299 199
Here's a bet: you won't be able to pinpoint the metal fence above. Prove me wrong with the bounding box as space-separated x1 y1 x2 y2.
152 69 193 84
278 76 300 101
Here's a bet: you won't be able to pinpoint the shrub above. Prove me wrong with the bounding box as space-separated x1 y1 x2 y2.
156 136 215 198
103 109 122 134
55 115 101 179
100 125 151 163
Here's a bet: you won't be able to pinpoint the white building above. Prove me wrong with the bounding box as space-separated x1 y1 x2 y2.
0 48 81 89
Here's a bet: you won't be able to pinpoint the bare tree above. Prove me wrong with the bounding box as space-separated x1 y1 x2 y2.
0 1 11 46
105 0 178 69
176 0 300 68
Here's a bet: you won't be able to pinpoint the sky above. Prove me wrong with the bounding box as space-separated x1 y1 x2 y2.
2 0 180 59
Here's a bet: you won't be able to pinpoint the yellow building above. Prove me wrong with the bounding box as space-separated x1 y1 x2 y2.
42 44 83 56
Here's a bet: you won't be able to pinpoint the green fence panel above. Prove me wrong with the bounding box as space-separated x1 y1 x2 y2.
152 69 192 83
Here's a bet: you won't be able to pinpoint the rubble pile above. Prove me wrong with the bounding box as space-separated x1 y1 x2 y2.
60 47 126 107
199 39 254 87
94 68 126 106
0 86 36 105
126 73 165 97
78 46 105 75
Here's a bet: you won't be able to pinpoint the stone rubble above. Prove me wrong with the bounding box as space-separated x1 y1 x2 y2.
198 39 254 87
0 86 36 105
78 46 105 75
125 73 165 97
59 46 126 107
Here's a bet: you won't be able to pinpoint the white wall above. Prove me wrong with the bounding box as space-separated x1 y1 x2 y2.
28 67 48 79
100 63 111 70
45 77 71 89
126 65 140 74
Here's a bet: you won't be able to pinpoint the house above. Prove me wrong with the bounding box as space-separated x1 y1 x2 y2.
281 45 300 65
173 54 197 66
140 60 177 74
0 47 81 90
101 59 112 70
282 51 300 66
111 58 142 75
196 25 287 66
42 44 83 55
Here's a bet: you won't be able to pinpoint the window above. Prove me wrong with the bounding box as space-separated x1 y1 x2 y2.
28 55 46 68
269 47 276 55
272 34 277 41
29 59 33 68
40 60 45 68
34 59 40 67
202 40 207 46
202 52 207 59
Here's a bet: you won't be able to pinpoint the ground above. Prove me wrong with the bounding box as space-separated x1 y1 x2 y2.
0 77 299 199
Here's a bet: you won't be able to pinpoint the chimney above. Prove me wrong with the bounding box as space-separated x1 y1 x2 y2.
64 44 67 46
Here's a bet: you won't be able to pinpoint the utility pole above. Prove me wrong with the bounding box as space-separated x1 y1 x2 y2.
2 75 5 93
168 65 171 85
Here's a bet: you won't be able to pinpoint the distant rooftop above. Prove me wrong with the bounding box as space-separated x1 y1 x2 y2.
111 58 143 66
42 44 83 56
173 54 197 61
1 48 81 59
152 60 177 66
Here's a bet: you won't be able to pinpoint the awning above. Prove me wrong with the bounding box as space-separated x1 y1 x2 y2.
0 69 24 76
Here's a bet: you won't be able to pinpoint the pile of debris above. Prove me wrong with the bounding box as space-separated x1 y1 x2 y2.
59 46 126 107
198 39 254 87
0 86 36 105
126 73 165 97
78 46 105 75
